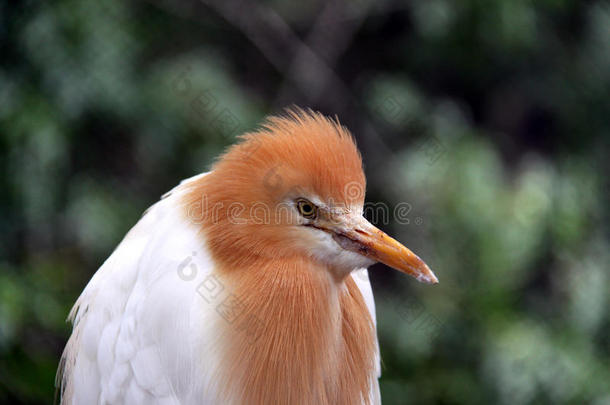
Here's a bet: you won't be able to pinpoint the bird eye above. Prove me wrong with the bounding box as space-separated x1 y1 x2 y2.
296 199 317 219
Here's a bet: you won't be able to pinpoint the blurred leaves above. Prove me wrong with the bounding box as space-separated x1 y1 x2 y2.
393 134 609 404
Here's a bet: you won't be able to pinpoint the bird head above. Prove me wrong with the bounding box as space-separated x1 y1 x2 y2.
187 109 437 284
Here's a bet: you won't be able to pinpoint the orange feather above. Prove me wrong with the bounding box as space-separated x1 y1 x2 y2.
182 109 377 404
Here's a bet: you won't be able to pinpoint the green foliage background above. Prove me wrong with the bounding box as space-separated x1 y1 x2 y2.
0 0 608 404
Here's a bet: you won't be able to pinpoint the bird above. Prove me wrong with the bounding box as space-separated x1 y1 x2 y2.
57 108 438 405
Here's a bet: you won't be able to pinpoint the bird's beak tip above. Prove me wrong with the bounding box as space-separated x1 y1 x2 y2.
414 259 439 284
416 268 439 284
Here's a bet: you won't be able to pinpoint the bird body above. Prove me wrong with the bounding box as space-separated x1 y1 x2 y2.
59 110 437 404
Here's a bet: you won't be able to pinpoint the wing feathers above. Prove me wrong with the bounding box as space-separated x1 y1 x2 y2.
59 173 216 404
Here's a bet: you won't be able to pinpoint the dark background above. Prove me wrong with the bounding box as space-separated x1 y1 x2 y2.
1 0 609 404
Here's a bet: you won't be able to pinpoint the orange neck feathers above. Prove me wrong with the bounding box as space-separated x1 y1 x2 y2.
215 257 376 405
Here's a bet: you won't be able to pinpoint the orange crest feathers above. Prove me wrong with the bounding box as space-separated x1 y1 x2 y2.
213 108 366 208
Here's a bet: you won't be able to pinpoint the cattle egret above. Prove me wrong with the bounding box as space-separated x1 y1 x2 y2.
58 109 438 405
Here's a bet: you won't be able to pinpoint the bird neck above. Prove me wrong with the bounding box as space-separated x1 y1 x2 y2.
213 256 377 405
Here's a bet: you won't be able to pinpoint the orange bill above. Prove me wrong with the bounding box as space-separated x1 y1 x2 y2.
330 216 438 284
